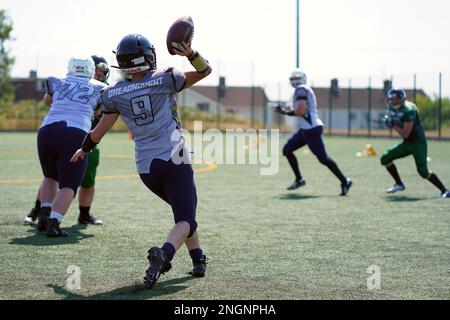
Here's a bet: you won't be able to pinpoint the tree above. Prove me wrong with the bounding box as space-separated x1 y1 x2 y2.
0 10 15 108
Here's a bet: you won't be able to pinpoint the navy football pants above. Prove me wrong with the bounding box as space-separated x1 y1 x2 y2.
37 121 88 195
139 159 198 237
283 126 346 183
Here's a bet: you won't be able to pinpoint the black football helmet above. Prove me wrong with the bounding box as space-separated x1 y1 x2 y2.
113 34 156 74
387 88 406 110
91 55 110 83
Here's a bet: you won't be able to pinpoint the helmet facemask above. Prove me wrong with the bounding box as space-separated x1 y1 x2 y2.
289 70 307 88
387 89 406 111
113 34 157 76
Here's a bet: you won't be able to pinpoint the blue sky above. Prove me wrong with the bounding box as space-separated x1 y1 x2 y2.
3 0 450 99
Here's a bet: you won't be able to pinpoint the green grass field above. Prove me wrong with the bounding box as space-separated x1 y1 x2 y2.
0 132 449 300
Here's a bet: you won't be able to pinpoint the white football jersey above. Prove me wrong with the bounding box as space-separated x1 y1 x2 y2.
293 85 323 130
41 75 105 132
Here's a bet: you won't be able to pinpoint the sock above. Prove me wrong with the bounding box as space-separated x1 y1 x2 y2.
428 173 447 193
161 242 176 262
39 206 51 218
41 202 52 209
386 164 402 185
50 211 64 222
285 154 302 181
189 248 204 264
325 158 347 184
79 206 91 218
34 199 41 211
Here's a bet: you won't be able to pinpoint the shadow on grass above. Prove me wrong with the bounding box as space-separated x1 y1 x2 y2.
384 195 435 202
48 276 193 300
9 224 94 246
276 193 322 201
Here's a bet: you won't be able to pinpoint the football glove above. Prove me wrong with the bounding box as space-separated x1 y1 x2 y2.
275 104 295 116
383 115 393 128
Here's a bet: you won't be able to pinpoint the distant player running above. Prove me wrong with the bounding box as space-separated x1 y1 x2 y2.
275 69 352 195
71 34 211 288
381 88 450 198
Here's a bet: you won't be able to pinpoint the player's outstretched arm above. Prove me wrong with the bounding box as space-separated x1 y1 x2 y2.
70 113 119 163
173 41 212 89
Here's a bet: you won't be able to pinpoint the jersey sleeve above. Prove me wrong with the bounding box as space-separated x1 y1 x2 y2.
101 90 119 114
45 77 61 96
402 109 416 122
294 87 308 100
167 67 187 93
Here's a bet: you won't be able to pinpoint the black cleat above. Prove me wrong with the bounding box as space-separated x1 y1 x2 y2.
340 178 353 196
78 214 103 225
143 247 172 289
37 207 51 232
287 179 306 190
46 218 69 237
189 255 207 278
24 208 39 225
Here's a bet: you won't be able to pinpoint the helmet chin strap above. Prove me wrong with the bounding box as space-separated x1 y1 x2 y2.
111 65 150 74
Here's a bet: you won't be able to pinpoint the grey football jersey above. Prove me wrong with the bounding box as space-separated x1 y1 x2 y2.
293 85 323 130
101 68 186 173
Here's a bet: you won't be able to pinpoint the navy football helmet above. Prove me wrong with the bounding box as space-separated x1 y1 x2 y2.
113 34 156 74
387 88 406 110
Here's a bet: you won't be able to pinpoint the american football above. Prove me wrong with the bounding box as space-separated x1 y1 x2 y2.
166 16 194 55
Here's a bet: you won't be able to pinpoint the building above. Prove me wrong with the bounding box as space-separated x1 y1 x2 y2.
12 73 428 131
12 71 47 101
311 86 427 131
183 85 269 125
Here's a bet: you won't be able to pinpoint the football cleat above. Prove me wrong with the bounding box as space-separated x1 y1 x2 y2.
24 208 39 225
439 190 450 199
46 218 69 237
340 178 353 196
143 247 172 289
189 255 207 278
78 214 103 225
37 207 51 232
287 179 306 190
387 183 406 194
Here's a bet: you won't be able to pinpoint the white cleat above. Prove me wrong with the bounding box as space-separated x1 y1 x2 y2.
439 190 450 199
387 183 405 193
23 216 37 225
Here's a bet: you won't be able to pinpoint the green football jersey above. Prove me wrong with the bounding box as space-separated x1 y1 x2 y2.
387 101 426 142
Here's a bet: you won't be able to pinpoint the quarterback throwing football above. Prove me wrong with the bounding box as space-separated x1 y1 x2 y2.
71 34 211 289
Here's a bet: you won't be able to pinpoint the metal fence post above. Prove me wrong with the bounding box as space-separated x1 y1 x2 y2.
328 86 332 136
438 72 442 140
368 77 372 137
348 78 352 137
